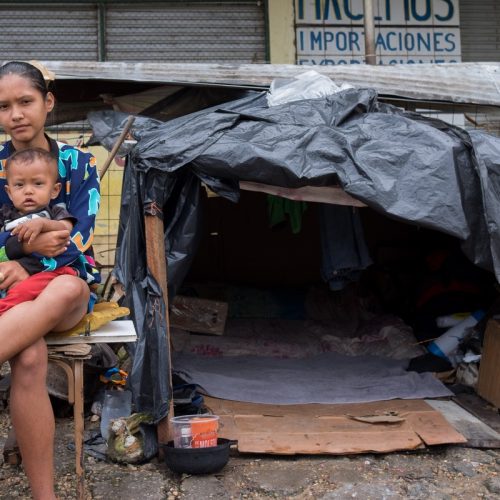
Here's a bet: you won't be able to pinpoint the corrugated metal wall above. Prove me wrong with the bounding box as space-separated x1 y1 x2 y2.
0 5 98 61
106 3 266 63
0 2 265 64
460 0 500 62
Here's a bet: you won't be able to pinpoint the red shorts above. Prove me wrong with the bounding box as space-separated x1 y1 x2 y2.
0 266 78 316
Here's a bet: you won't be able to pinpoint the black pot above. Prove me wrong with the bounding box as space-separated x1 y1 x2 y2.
161 438 236 474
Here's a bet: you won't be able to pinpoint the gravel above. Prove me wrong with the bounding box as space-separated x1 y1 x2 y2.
1 362 499 500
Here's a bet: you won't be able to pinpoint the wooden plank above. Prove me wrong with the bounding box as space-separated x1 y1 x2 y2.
44 61 500 107
477 319 500 408
405 410 467 446
453 393 500 433
233 431 424 455
239 181 366 208
426 399 500 448
45 320 137 345
207 397 466 454
170 295 228 335
233 414 412 432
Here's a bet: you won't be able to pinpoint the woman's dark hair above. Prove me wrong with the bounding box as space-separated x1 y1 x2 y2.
0 61 48 98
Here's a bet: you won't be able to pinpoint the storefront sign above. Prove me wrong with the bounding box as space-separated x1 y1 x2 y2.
296 0 461 65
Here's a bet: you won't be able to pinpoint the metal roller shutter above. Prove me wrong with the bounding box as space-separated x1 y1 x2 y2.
460 0 500 62
0 5 98 61
105 2 266 63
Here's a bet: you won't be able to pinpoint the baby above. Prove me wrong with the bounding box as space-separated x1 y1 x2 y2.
0 147 80 313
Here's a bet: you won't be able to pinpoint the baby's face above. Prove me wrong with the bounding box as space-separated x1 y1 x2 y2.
5 159 60 214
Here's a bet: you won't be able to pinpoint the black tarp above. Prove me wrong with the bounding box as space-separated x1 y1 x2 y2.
89 87 500 422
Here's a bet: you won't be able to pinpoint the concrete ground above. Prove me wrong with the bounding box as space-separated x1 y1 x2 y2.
0 412 499 500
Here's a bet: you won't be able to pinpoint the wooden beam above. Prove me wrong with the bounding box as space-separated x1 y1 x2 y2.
144 210 175 446
239 181 366 207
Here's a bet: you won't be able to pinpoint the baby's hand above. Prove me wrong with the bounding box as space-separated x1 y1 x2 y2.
11 218 47 244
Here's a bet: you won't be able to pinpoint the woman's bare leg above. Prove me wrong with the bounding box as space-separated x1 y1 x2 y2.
9 339 55 500
0 275 89 363
6 275 89 499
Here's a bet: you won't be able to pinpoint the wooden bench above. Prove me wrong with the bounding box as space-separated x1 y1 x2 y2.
2 319 137 500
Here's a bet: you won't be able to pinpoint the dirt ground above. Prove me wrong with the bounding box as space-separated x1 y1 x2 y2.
0 406 499 500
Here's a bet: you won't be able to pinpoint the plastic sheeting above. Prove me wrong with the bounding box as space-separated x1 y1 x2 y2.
89 87 500 422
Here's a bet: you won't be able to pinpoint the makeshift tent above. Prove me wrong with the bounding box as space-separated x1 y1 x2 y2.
89 84 500 424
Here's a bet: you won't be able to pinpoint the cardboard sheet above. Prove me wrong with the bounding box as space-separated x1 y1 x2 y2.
205 397 466 454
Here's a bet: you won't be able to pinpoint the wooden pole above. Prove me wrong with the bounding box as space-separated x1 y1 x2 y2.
144 209 175 446
99 115 135 179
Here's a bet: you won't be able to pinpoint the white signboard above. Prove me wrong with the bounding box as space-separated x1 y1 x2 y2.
296 0 461 65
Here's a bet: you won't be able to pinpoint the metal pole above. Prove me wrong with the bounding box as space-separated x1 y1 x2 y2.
363 0 377 65
97 2 107 62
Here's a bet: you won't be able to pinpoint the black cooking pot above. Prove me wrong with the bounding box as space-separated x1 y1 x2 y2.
161 438 237 474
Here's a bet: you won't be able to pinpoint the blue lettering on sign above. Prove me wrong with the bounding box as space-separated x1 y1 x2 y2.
298 58 362 65
350 31 361 51
344 0 362 21
310 31 323 50
299 57 458 66
412 0 431 21
385 0 392 21
444 33 456 51
387 58 457 64
376 32 386 51
434 32 444 51
337 31 347 50
371 30 456 53
435 0 454 21
298 0 456 23
404 0 410 21
302 29 458 55
306 30 362 52
405 32 415 51
417 32 431 51
297 0 304 20
324 0 342 21
315 0 322 20
385 32 395 51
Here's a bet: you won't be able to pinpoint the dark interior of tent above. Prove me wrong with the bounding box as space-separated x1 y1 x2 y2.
171 186 497 397
184 189 495 334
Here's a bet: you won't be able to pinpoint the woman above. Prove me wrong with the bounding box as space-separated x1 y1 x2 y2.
0 61 100 499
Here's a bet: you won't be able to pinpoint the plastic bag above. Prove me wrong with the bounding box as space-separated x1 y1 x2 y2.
267 70 353 107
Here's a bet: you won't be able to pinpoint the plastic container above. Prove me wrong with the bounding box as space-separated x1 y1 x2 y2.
100 389 132 440
170 415 219 448
428 310 485 365
435 312 472 328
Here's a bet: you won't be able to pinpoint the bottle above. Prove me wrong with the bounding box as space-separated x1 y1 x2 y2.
428 310 485 366
178 426 192 448
435 312 472 329
100 389 132 441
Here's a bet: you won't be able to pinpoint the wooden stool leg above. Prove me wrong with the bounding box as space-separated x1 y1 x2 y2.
73 359 85 500
2 427 21 465
49 359 76 404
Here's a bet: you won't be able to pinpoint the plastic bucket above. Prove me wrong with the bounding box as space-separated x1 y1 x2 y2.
170 415 219 448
